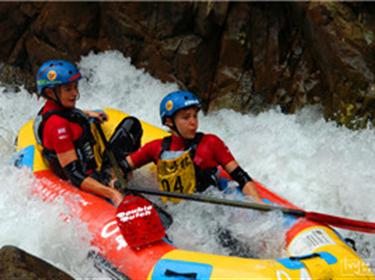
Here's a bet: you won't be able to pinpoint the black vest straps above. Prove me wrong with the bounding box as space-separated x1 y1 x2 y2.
35 108 98 180
160 132 204 158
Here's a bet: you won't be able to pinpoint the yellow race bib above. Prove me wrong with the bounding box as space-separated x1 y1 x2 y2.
157 150 196 203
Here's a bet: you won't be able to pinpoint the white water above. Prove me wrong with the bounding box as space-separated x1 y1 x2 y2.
0 51 374 277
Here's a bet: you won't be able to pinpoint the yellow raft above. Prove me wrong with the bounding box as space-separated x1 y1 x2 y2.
15 108 375 279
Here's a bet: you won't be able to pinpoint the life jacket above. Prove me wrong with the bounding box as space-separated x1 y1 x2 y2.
33 108 100 180
157 133 219 202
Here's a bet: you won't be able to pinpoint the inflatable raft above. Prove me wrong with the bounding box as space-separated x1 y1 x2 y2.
15 108 374 279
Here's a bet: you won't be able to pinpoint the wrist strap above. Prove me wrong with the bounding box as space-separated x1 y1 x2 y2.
230 166 252 191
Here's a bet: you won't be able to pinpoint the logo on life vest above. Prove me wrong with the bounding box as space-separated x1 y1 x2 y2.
47 70 57 81
166 100 173 112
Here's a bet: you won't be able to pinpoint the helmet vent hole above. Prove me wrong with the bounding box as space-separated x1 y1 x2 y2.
68 71 73 74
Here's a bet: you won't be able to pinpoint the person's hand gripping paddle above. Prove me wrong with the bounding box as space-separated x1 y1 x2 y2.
93 121 168 248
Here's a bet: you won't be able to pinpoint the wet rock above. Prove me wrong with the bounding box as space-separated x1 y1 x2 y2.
0 3 32 64
0 245 73 280
210 3 254 112
0 63 34 93
210 3 323 114
297 2 375 128
0 2 374 128
101 2 226 109
29 2 100 72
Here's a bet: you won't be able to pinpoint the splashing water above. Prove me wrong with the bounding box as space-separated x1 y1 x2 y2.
0 50 374 276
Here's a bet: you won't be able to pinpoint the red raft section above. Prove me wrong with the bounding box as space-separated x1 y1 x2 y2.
33 170 175 279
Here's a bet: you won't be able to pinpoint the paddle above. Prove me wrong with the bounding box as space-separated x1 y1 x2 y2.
116 194 166 248
92 119 375 234
120 184 375 234
93 121 169 247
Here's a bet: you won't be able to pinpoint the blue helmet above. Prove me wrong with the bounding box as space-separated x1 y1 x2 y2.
36 59 81 95
160 91 201 125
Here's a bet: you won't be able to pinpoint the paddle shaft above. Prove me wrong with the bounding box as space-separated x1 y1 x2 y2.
94 122 375 234
126 185 305 216
125 185 375 234
94 121 128 189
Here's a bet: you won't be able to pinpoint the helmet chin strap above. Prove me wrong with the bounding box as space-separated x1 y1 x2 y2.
171 106 200 140
52 87 64 108
171 117 183 138
45 85 78 109
170 119 197 147
41 88 60 106
43 87 65 108
168 108 199 140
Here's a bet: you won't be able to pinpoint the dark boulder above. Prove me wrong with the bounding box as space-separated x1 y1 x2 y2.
0 245 73 280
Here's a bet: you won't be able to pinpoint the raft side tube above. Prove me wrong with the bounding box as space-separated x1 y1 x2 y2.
15 108 375 280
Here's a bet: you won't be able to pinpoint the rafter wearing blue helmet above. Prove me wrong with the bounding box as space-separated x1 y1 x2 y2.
121 90 262 205
36 60 82 107
33 59 143 207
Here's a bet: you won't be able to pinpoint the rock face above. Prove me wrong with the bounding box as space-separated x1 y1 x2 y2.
0 245 73 279
298 2 375 128
0 2 375 128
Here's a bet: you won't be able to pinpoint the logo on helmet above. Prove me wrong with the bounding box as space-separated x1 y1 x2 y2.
166 100 173 112
47 70 57 81
184 99 199 107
